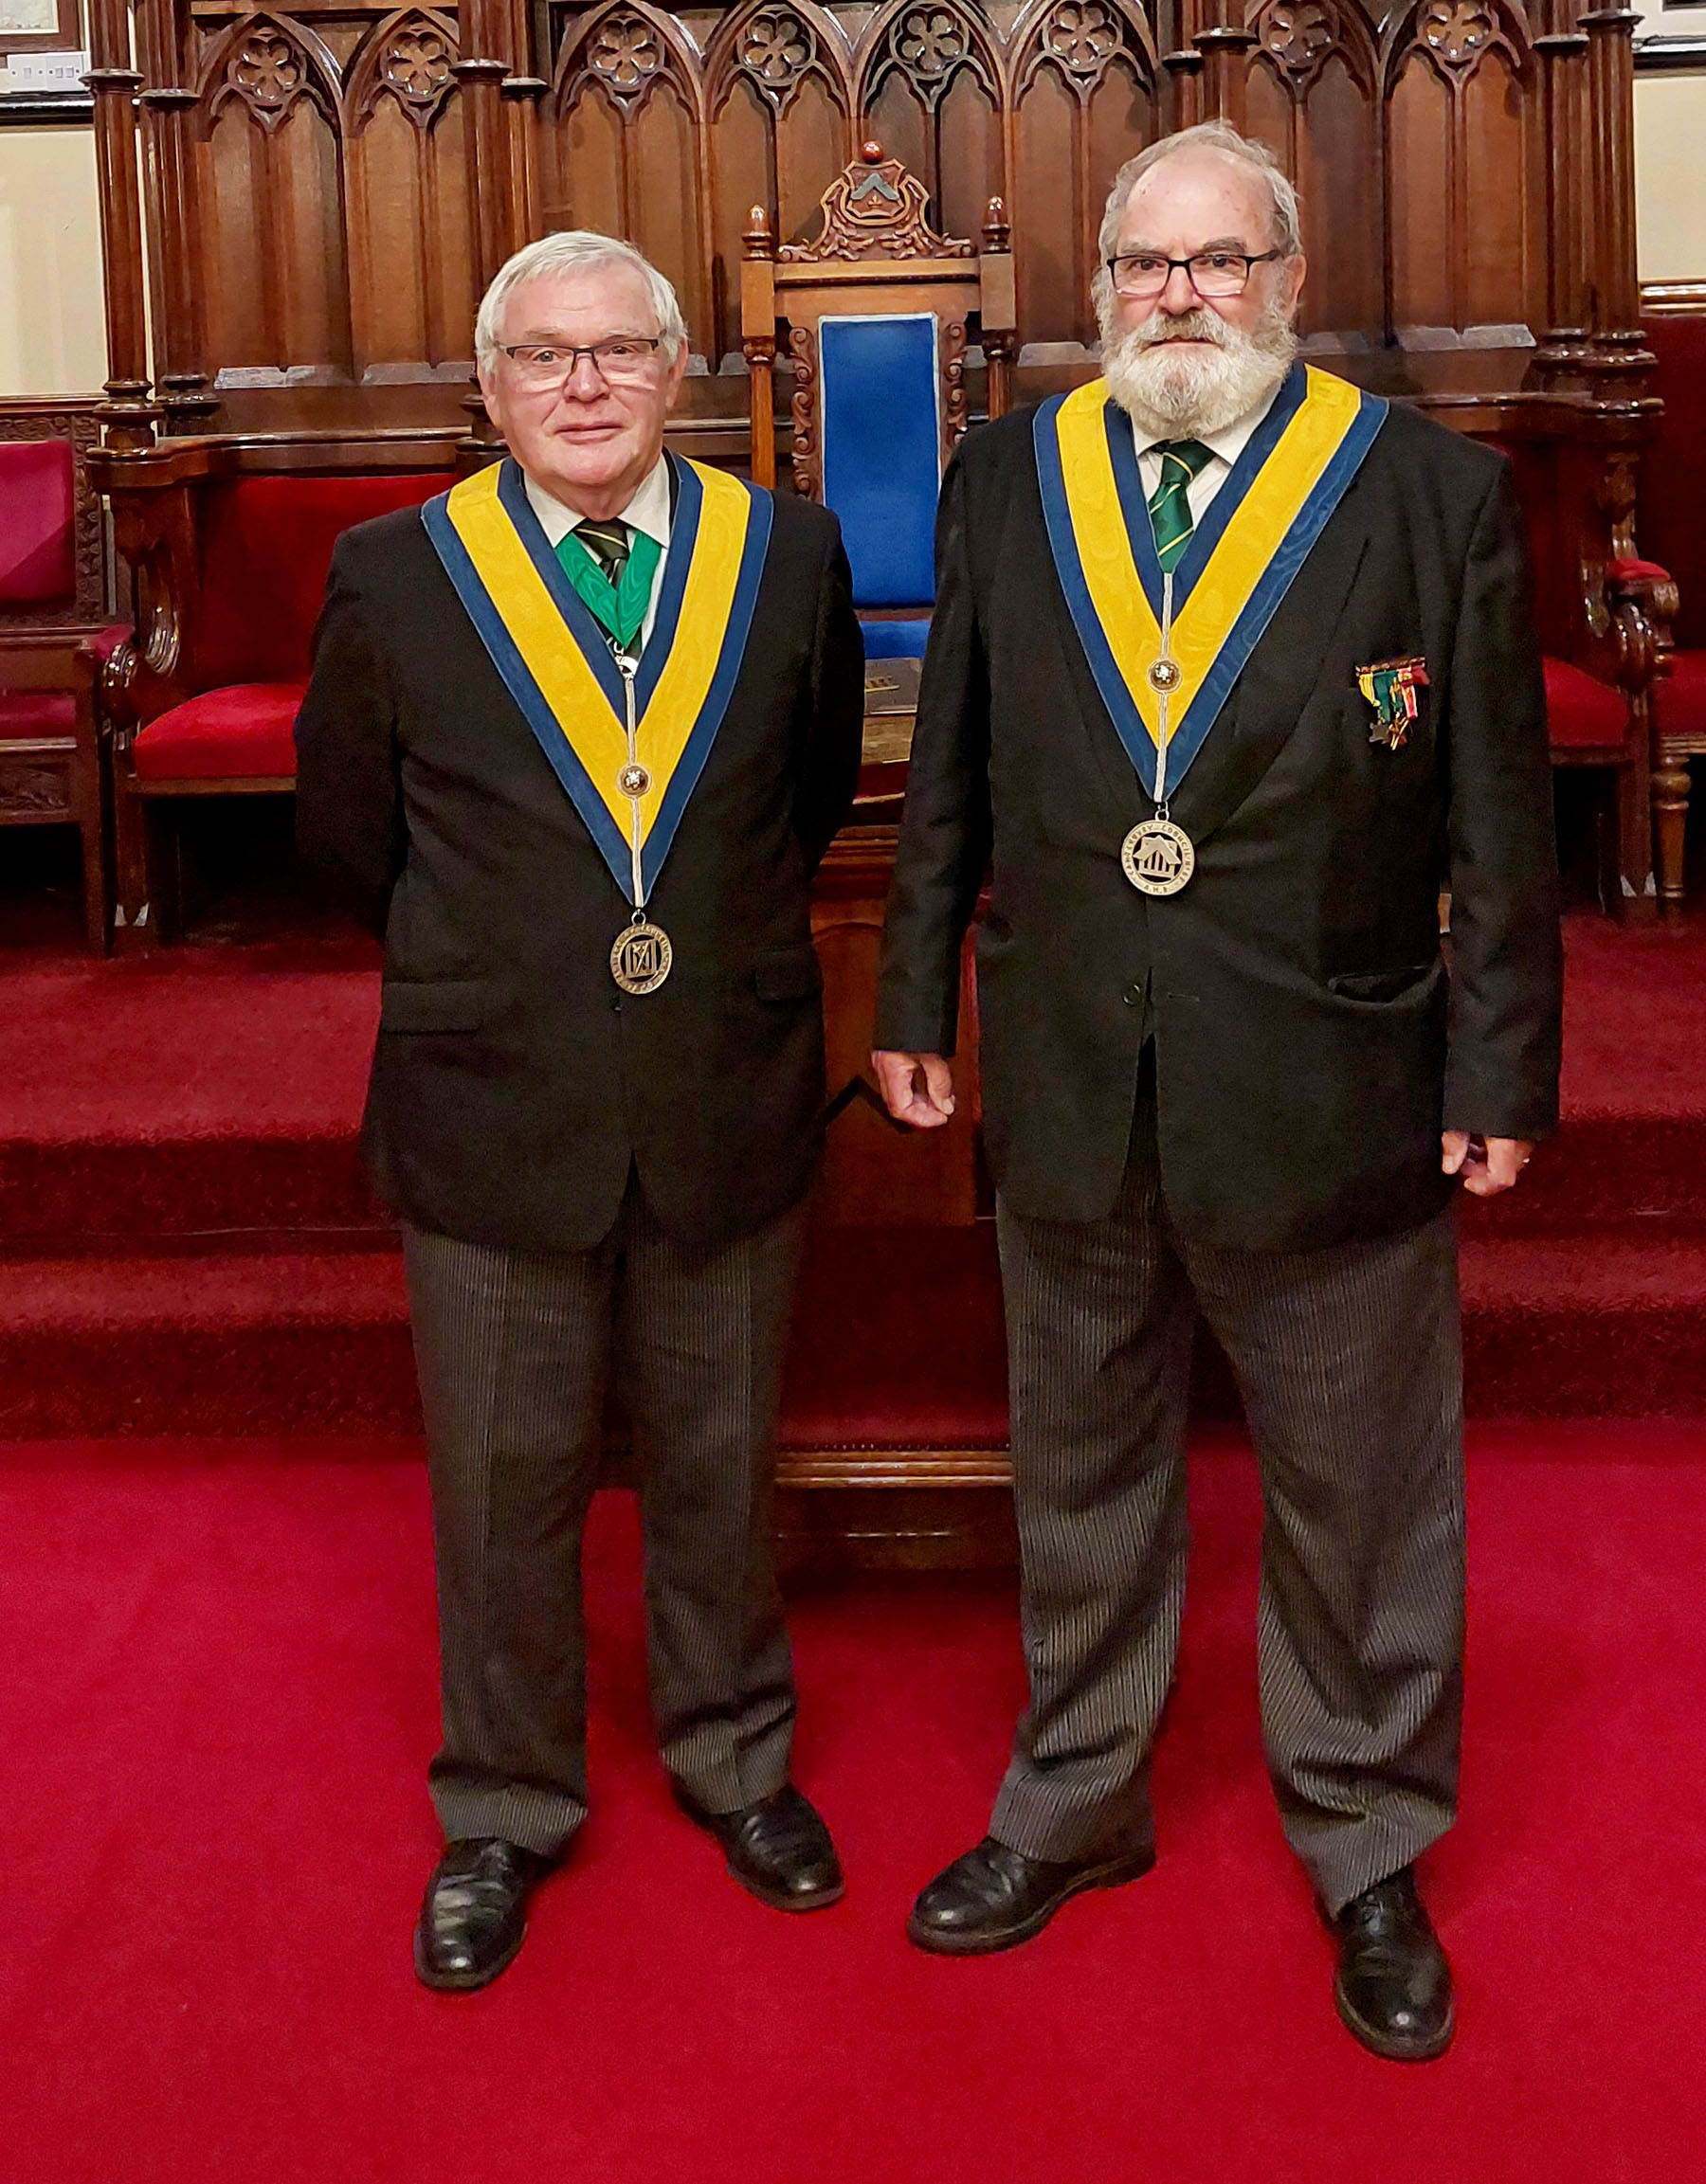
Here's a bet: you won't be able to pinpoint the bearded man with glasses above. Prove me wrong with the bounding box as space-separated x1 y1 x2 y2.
875 122 1561 2059
296 231 862 1989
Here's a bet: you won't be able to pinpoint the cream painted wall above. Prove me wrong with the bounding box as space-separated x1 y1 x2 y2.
1636 71 1706 284
1633 0 1706 284
0 122 106 395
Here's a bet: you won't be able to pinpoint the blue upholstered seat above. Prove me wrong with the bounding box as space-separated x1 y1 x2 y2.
818 314 941 661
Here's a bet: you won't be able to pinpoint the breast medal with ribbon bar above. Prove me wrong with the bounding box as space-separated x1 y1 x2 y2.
422 453 772 996
1034 362 1391 898
1356 657 1429 750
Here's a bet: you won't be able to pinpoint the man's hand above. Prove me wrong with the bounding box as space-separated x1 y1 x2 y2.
874 1051 956 1129
1441 1131 1533 1198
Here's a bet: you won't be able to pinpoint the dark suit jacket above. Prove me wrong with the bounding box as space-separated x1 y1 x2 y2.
296 472 863 1254
876 391 1563 1251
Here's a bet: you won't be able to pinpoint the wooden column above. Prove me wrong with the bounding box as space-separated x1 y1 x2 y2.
136 0 212 430
1581 6 1652 395
1195 17 1255 130
979 198 1016 424
499 0 546 250
85 0 156 450
454 0 520 454
1164 0 1207 131
1530 8 1594 392
741 207 778 491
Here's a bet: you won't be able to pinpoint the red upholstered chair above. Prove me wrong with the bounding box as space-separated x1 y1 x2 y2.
110 468 455 941
1492 427 1657 914
1635 312 1706 914
0 402 129 949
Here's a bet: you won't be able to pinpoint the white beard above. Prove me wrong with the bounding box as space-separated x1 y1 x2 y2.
1098 299 1298 442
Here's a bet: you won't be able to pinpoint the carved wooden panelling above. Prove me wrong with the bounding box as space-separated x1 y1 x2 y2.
113 0 1628 419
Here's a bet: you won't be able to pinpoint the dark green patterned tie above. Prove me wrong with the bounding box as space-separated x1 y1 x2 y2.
573 516 631 587
555 516 662 653
1147 440 1216 574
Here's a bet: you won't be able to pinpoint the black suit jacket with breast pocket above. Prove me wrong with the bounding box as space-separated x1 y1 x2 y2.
296 476 864 1255
875 392 1563 1252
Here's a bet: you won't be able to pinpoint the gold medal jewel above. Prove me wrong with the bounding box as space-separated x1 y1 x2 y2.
1121 817 1196 896
610 914 673 995
618 761 650 798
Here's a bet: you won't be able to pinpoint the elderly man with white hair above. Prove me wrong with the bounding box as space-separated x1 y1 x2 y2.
296 232 862 1989
875 121 1561 2058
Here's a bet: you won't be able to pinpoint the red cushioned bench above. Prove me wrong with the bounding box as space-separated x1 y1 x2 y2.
0 404 131 950
107 456 457 942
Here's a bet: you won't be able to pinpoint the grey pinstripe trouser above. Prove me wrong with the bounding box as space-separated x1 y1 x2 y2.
990 1068 1465 1914
401 1181 806 1856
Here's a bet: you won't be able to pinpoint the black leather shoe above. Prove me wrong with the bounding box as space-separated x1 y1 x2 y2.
907 1834 1154 1956
1328 1868 1455 2062
679 1784 844 1911
413 1838 554 1993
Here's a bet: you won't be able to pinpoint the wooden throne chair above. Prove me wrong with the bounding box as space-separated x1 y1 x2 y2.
741 143 1015 661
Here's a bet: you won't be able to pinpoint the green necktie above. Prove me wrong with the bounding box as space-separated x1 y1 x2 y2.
555 516 662 654
1147 440 1216 575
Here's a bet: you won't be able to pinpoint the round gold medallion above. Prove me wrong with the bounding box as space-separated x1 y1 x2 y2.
1120 818 1196 897
618 762 651 799
1147 658 1182 694
610 918 673 994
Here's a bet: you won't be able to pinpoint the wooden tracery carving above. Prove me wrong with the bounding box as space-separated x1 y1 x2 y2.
203 12 341 134
347 9 460 130
862 2 1000 115
723 2 847 117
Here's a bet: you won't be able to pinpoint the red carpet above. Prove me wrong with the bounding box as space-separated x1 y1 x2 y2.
5 1425 1703 2184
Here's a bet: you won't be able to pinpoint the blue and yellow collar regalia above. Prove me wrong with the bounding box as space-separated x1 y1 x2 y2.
1033 363 1388 801
421 453 772 902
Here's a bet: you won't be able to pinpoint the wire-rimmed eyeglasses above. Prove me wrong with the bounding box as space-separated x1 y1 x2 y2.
499 335 664 388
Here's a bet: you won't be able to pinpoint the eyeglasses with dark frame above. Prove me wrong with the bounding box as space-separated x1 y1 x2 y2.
1105 250 1286 300
499 334 664 388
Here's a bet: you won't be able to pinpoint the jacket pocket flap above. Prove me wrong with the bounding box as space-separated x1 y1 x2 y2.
1327 963 1439 1004
380 979 488 1033
753 947 824 1002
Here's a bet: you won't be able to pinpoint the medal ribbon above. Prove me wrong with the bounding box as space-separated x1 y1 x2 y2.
421 455 772 906
1035 363 1388 802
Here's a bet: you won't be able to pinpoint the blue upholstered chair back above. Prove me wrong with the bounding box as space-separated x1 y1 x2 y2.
818 314 940 660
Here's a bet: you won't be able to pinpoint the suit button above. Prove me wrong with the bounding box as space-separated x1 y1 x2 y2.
610 999 623 1015
1122 982 1144 1006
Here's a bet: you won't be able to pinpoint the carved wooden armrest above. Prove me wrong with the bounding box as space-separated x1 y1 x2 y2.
1606 556 1679 680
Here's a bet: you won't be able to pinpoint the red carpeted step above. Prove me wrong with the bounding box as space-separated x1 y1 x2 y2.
1460 1235 1706 1415
0 1253 419 1437
7 1230 1706 1439
7 917 1706 1247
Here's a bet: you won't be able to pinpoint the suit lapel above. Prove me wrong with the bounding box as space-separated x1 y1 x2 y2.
1019 436 1375 844
1169 485 1371 843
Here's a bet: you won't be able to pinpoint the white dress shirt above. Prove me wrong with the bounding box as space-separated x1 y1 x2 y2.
523 454 673 652
1131 381 1282 528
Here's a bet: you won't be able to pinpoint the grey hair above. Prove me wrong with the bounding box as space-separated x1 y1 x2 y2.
474 230 689 371
1096 121 1302 264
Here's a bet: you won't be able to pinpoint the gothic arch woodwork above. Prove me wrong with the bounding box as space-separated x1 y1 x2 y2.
1244 0 1383 340
1382 0 1546 338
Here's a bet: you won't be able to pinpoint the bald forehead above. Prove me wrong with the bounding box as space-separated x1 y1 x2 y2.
1116 149 1281 255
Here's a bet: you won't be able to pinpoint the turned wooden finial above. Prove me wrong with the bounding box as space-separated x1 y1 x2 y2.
743 204 774 260
982 195 1010 254
861 139 884 163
